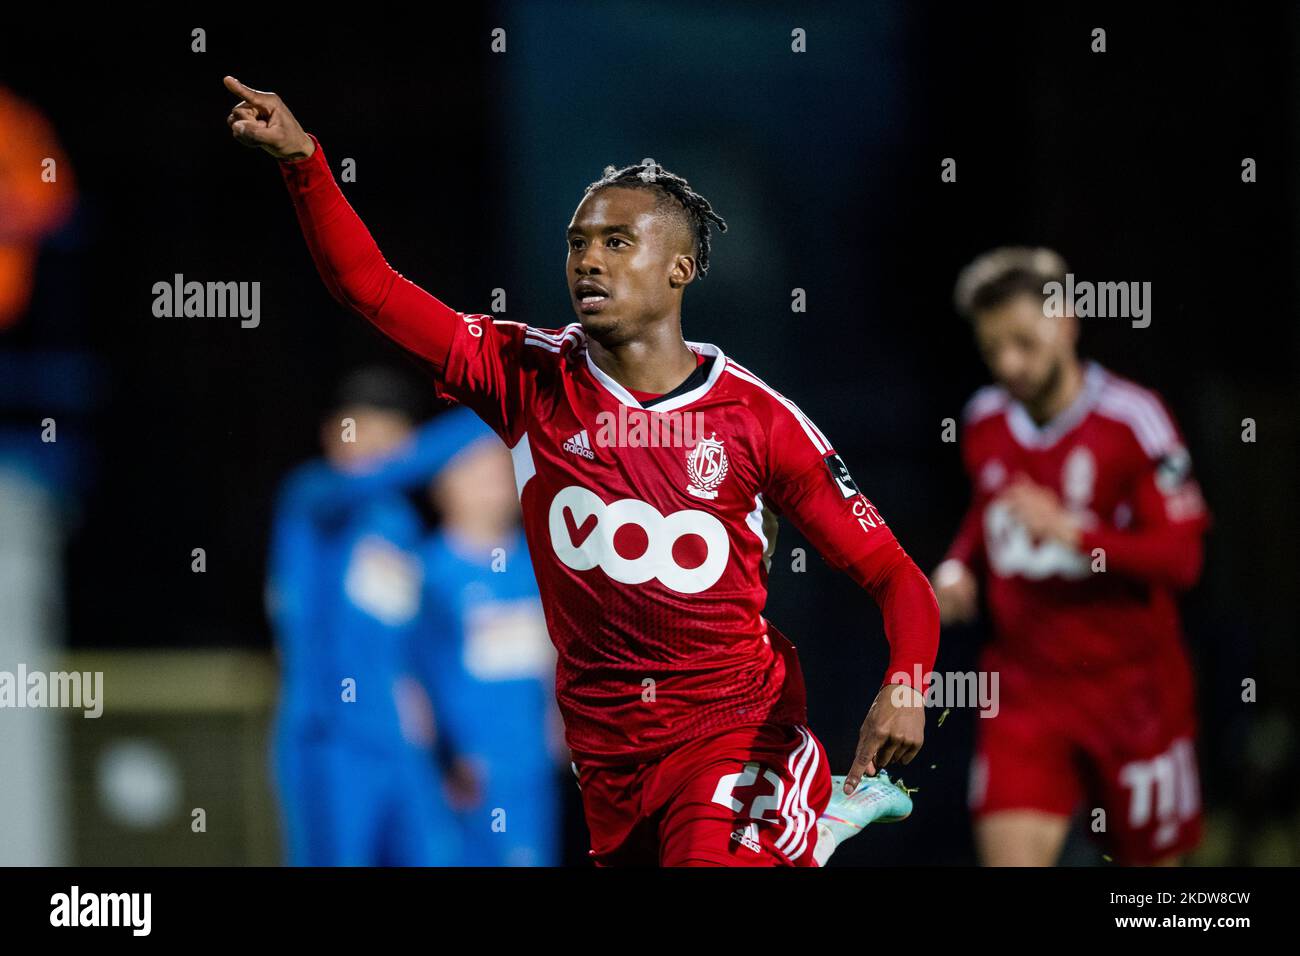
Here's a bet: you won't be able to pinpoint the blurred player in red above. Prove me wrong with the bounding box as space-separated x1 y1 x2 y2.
223 76 938 867
934 247 1209 866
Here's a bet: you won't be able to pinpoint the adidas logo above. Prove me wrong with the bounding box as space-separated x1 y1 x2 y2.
730 822 761 854
563 429 596 460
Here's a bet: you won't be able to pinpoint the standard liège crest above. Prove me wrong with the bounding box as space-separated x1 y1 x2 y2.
686 432 729 500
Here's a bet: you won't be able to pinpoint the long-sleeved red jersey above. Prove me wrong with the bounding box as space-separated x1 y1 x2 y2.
945 362 1209 676
279 134 938 763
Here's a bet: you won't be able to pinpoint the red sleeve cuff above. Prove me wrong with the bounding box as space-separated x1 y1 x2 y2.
882 670 927 701
278 133 329 186
844 543 940 693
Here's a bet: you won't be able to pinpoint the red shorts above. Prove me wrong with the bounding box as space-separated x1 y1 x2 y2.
573 722 832 867
968 650 1203 864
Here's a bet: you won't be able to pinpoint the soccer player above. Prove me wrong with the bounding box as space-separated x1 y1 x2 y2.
227 76 938 867
934 247 1209 866
267 370 487 866
416 428 567 866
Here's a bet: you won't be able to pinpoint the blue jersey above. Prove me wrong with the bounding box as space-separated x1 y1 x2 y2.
418 527 554 767
418 526 561 865
267 408 496 752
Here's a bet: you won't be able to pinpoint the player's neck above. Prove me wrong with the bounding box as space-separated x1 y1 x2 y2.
587 322 699 394
1024 355 1084 425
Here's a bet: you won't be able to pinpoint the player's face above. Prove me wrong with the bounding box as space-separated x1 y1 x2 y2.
321 405 414 470
433 438 519 527
566 187 692 342
972 293 1076 405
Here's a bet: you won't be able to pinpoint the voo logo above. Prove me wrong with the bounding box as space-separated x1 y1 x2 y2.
548 485 729 593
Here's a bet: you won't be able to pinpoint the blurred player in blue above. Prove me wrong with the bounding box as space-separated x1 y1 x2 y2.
266 365 489 866
417 433 567 866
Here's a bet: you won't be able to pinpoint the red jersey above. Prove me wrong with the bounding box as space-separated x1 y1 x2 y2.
946 361 1209 676
278 135 939 765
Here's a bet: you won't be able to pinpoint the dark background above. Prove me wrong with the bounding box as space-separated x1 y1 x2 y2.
2 1 1296 864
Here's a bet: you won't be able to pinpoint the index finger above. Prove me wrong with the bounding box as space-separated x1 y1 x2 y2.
845 727 887 792
223 75 270 106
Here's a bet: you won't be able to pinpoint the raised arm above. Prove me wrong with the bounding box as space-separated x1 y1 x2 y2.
283 406 497 524
224 75 458 369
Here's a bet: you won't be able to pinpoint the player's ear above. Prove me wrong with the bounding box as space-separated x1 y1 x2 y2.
669 254 697 289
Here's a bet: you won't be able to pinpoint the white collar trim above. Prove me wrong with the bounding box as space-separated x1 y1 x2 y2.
1006 361 1106 449
582 337 728 412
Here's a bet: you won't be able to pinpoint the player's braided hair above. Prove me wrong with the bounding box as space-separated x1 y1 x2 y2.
585 158 728 278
